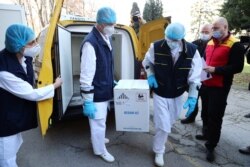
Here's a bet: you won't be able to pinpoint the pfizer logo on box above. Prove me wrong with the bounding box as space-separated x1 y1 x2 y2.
114 80 150 132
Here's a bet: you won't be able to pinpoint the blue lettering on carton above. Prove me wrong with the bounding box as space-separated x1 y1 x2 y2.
124 111 139 115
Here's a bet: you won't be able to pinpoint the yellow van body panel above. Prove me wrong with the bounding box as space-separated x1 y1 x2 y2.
118 25 140 61
37 0 64 136
138 18 170 61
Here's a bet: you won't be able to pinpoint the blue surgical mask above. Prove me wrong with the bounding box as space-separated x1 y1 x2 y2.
212 30 223 39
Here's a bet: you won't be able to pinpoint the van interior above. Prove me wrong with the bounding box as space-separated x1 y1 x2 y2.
50 24 137 119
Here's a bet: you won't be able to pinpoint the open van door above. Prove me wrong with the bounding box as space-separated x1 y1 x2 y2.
36 0 64 136
54 26 74 116
137 17 170 61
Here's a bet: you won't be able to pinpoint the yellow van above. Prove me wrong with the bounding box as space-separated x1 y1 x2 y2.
35 0 170 136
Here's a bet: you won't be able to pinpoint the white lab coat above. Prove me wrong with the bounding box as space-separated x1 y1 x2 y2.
0 134 22 167
79 27 112 155
142 41 202 153
0 56 55 166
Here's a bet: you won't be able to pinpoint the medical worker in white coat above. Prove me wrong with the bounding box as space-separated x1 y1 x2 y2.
0 24 62 167
79 7 116 163
142 22 202 167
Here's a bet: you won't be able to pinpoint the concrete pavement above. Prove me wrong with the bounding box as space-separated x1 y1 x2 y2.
173 86 250 167
17 86 250 167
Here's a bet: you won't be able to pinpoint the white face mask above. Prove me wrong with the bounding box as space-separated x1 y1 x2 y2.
200 33 211 41
165 38 180 50
23 44 41 58
103 25 115 37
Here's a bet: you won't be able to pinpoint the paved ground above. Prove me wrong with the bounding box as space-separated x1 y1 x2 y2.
17 86 250 167
169 86 250 167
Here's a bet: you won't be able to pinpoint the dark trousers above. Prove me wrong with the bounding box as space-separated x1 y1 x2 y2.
200 85 231 150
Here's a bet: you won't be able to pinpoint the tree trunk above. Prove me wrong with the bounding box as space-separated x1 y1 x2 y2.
26 0 35 30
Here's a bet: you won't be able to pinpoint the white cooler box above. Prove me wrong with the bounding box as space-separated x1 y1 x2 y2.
114 79 150 132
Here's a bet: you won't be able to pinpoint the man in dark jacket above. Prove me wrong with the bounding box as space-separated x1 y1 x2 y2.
239 46 250 155
195 17 245 162
243 42 250 117
181 24 212 124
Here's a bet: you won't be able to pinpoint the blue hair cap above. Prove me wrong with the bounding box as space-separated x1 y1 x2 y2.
5 24 35 53
96 7 117 24
165 22 186 40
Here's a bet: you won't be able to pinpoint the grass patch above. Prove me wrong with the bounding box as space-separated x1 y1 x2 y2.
233 63 250 89
242 62 250 73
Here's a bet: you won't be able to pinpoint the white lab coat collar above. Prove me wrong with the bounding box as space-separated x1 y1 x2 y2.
171 42 183 64
20 56 27 74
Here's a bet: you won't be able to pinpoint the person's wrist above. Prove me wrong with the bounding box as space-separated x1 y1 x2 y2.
213 67 217 73
53 83 58 89
81 92 94 102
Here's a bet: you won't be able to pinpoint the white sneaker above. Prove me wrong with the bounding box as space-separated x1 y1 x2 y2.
155 153 164 167
100 152 115 162
90 138 110 144
104 138 110 144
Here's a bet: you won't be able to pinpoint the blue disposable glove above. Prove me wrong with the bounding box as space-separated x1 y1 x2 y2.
83 100 97 119
113 80 118 87
183 97 197 117
147 75 158 88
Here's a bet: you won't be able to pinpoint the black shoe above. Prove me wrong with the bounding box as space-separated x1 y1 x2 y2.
206 149 215 162
195 134 207 140
181 117 195 124
244 113 250 118
239 146 250 155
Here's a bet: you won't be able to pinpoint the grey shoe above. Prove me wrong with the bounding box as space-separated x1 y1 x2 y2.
239 146 250 155
206 149 215 162
244 113 250 118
